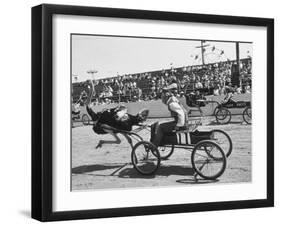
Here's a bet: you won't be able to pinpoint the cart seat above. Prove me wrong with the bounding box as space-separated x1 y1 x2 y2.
161 130 213 146
173 129 189 133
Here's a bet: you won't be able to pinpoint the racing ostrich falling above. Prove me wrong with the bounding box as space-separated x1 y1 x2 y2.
85 79 149 149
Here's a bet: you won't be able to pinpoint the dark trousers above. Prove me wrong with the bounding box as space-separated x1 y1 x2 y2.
151 121 177 147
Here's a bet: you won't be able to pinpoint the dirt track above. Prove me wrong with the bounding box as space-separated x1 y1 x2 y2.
71 116 251 190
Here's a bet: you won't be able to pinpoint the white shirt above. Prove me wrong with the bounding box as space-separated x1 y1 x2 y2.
166 96 187 127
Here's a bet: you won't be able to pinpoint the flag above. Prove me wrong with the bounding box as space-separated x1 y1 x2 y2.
73 75 79 82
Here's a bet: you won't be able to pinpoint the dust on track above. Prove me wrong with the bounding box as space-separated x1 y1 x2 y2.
71 116 251 190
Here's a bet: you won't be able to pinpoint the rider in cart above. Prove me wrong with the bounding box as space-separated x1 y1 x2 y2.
150 80 189 148
221 86 235 105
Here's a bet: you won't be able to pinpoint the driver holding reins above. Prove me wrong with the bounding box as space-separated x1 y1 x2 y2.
151 79 188 147
221 86 235 105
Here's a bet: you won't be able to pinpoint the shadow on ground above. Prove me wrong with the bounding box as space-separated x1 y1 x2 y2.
72 163 125 174
118 165 195 179
72 163 196 180
206 120 243 126
176 178 219 184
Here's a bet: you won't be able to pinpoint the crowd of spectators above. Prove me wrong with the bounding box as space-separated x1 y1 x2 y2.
72 58 252 105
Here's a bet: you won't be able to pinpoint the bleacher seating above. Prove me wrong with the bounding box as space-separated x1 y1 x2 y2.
72 58 252 104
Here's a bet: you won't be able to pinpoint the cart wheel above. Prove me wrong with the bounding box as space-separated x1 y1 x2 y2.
215 107 232 124
82 114 90 125
210 130 233 157
213 106 219 116
191 140 227 180
131 141 161 175
243 106 252 124
157 145 174 160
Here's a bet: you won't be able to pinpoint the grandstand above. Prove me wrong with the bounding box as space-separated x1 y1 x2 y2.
72 58 252 104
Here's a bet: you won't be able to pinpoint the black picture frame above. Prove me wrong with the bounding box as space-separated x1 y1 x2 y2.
32 4 274 222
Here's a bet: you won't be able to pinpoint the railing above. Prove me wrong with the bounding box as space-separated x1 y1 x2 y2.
73 79 252 104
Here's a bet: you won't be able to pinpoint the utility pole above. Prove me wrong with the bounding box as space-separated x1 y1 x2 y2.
235 42 241 87
235 42 240 74
195 40 210 65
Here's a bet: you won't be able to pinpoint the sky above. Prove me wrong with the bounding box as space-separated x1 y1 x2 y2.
71 35 252 82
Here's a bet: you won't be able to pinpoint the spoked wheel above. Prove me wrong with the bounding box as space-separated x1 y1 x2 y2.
191 140 227 180
82 114 90 125
243 106 252 124
210 130 233 157
215 107 232 124
131 141 161 175
157 145 174 160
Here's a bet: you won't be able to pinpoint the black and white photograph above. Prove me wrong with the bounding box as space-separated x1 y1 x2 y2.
29 2 274 222
0 0 278 224
71 34 252 190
